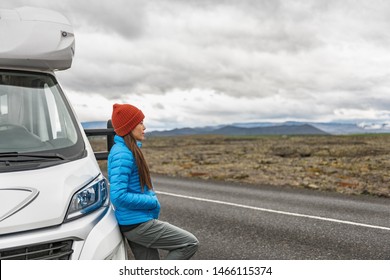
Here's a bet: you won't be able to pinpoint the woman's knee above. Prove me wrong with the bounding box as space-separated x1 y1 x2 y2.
187 236 199 253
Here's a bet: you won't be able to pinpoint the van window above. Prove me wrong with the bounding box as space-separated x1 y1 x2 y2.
0 70 85 168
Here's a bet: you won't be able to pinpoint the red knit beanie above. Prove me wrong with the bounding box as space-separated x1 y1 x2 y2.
111 103 145 136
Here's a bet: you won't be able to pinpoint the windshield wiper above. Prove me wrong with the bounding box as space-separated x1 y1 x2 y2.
0 152 66 160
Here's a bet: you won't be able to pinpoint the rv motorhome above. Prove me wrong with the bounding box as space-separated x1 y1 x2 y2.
0 7 126 260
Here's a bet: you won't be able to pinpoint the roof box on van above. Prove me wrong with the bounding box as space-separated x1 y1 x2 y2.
0 7 75 71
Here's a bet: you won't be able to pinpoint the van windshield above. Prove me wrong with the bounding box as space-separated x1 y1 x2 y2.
0 70 85 165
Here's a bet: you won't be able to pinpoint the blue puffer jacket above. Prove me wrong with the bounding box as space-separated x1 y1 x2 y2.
108 135 160 226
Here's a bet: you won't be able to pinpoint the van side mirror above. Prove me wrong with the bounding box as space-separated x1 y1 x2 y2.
84 120 115 160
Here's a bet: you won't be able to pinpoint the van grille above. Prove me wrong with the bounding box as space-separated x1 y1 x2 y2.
0 240 73 260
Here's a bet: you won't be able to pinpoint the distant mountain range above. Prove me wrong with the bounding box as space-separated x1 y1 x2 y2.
81 121 390 136
147 123 329 136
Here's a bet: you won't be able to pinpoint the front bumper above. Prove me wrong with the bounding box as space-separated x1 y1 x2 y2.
0 205 126 260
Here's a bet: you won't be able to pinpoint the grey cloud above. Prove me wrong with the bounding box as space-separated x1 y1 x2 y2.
68 0 147 38
3 0 390 126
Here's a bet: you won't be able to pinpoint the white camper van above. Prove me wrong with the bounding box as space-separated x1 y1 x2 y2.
0 7 127 259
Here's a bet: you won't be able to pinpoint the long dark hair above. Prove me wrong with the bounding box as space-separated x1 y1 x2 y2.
123 133 153 191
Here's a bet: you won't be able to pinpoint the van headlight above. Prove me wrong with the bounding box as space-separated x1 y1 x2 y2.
65 174 108 221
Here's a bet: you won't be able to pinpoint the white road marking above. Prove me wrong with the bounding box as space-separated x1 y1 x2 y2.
156 191 390 231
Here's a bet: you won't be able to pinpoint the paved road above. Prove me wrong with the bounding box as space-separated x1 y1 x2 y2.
151 175 390 260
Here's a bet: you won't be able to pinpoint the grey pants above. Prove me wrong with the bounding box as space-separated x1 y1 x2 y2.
123 219 199 260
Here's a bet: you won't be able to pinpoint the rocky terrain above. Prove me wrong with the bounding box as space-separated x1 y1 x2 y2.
89 134 390 198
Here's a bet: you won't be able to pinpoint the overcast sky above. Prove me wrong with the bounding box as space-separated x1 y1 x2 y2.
3 0 390 131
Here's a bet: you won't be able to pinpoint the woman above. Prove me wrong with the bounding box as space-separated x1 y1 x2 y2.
108 103 199 260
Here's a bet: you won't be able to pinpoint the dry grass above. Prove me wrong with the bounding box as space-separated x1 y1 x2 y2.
89 134 390 198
